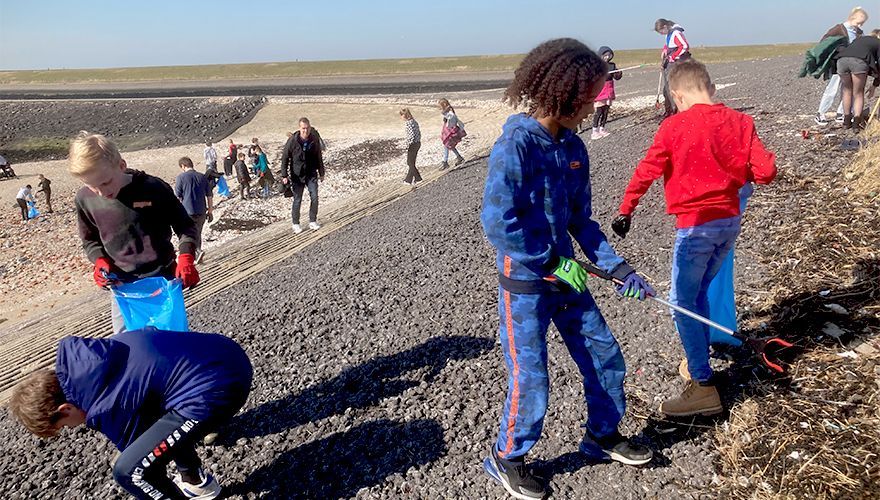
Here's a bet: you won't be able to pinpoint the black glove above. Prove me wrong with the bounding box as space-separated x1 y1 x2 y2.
611 215 632 238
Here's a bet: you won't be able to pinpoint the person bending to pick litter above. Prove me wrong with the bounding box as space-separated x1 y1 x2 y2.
69 132 201 334
480 38 655 500
15 184 34 222
9 328 252 500
655 18 691 117
612 60 777 417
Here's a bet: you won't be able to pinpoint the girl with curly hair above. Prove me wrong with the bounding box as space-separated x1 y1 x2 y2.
480 38 654 499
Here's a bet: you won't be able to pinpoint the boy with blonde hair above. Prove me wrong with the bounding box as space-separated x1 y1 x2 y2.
612 60 777 417
69 132 201 333
9 328 253 499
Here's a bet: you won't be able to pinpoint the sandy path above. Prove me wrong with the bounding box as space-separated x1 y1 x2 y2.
0 91 510 325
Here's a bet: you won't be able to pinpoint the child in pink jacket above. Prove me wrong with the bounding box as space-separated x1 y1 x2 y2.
591 46 623 140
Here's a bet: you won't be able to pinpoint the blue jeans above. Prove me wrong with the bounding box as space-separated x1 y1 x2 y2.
442 147 463 163
670 216 741 382
290 177 319 225
495 287 626 459
706 184 753 346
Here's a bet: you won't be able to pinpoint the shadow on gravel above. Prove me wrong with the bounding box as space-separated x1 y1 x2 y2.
224 418 446 498
221 335 494 443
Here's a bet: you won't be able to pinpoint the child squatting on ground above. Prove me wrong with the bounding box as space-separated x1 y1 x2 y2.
69 132 201 335
612 59 777 417
480 38 656 500
9 329 252 500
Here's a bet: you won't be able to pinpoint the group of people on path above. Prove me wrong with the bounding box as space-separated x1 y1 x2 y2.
804 6 880 129
6 21 793 500
397 98 471 186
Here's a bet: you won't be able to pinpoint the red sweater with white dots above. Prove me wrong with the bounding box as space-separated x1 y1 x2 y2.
618 103 777 228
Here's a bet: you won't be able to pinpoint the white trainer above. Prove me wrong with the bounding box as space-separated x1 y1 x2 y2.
309 221 321 230
292 224 303 234
173 469 222 499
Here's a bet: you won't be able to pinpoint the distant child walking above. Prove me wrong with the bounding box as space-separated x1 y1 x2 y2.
400 108 422 185
10 328 253 500
234 152 251 199
204 141 217 171
613 60 777 417
591 46 623 140
481 38 654 500
438 98 466 170
655 18 692 117
69 132 201 334
253 145 273 198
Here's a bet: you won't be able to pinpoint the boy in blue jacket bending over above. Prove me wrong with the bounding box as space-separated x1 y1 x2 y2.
480 38 655 500
10 329 252 500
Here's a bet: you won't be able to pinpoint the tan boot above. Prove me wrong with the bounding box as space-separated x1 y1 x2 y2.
678 359 691 380
659 381 723 417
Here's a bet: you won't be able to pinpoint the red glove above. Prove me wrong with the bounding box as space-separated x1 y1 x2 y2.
93 257 115 288
175 253 200 288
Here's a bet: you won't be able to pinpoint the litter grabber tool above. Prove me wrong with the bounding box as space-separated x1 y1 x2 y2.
576 260 794 373
607 64 648 75
654 71 664 110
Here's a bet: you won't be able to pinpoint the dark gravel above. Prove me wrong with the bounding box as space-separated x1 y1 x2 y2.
0 55 852 499
0 97 265 162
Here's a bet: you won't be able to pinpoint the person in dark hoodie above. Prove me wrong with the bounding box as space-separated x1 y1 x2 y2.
589 46 623 140
480 38 654 500
280 117 326 234
68 132 201 334
9 328 253 500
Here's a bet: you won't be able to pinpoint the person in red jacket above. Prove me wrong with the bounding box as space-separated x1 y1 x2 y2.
611 59 776 417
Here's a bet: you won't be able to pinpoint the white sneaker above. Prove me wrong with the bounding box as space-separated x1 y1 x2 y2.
292 224 303 234
598 128 611 138
308 221 321 230
173 469 222 499
591 129 602 140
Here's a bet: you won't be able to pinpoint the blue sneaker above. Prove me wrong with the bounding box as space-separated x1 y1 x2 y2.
483 448 545 499
579 430 653 466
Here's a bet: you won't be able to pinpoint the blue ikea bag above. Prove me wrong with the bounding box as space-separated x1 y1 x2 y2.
111 277 188 331
27 200 39 219
216 175 231 197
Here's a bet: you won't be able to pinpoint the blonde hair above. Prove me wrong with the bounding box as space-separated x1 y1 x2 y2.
9 369 66 439
399 108 413 119
849 6 868 21
668 59 713 93
68 131 122 176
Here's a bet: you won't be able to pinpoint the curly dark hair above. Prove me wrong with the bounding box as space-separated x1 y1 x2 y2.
503 38 607 118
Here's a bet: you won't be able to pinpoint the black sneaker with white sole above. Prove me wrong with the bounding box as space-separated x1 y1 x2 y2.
814 113 830 126
835 113 845 123
579 429 653 466
484 448 546 500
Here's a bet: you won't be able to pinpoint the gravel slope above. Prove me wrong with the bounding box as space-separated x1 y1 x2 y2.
0 55 848 499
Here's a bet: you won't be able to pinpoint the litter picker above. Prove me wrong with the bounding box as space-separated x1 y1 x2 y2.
654 71 664 110
607 64 648 75
576 260 794 373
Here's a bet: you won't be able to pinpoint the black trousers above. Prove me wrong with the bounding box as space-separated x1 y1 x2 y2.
591 106 610 128
404 142 422 183
16 198 27 220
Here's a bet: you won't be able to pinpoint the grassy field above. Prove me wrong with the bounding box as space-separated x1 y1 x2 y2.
0 44 810 85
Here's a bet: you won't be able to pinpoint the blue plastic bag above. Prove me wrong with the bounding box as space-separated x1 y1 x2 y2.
26 200 39 219
216 175 231 197
111 277 188 332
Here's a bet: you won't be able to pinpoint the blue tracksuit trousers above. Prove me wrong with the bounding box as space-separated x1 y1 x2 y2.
494 287 626 459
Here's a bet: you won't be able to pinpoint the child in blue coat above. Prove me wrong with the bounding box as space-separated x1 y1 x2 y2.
480 38 655 500
10 329 253 500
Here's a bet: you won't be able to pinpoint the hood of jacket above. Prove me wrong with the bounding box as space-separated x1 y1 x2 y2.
55 336 127 415
499 113 578 149
598 46 614 61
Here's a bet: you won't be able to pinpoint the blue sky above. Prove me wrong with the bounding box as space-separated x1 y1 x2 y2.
0 0 859 70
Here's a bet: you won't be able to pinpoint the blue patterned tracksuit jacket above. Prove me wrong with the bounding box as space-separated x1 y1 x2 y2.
480 113 629 459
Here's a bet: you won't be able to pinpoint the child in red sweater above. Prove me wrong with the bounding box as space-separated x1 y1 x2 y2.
612 59 776 417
